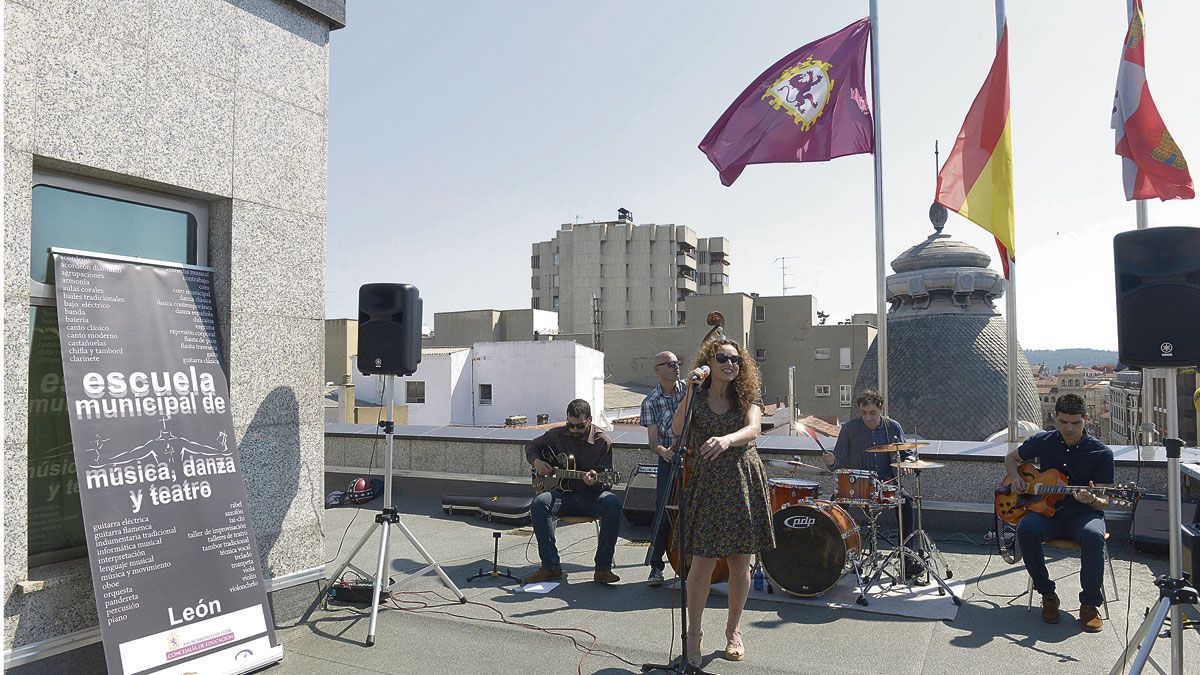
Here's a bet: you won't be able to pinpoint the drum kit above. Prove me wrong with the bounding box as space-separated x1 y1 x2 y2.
762 441 962 606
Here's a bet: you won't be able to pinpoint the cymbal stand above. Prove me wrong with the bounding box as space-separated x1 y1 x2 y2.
899 467 956 589
861 451 961 606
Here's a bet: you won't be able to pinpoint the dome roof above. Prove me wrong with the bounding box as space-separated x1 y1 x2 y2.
854 315 1040 441
892 233 992 273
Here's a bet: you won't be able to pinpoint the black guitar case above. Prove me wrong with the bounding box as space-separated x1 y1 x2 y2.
479 496 533 526
441 495 532 526
441 495 482 517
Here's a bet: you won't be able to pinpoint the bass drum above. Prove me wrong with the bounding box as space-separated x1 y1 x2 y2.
760 501 860 597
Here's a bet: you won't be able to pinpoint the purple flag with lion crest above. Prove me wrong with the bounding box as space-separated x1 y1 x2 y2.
699 18 874 186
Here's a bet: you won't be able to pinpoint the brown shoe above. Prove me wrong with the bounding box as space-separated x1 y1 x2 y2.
522 567 562 584
1080 604 1104 633
1040 592 1061 624
593 568 620 584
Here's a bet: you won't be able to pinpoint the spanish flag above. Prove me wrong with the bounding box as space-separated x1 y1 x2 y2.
936 25 1014 278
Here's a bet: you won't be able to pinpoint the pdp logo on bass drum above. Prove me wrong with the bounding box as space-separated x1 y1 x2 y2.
784 515 816 529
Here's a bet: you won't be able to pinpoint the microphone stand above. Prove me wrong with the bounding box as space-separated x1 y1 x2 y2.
643 380 711 674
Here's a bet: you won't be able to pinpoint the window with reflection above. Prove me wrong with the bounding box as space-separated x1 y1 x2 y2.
26 177 205 565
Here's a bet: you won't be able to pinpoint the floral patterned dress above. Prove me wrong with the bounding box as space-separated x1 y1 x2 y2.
682 388 775 558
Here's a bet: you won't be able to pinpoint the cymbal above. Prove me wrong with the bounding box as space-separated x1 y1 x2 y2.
766 459 826 476
891 459 944 470
865 441 930 454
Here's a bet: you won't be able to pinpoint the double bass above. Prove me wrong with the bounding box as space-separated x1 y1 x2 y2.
661 312 729 584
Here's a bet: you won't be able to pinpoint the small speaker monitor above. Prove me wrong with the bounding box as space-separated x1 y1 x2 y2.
357 283 422 376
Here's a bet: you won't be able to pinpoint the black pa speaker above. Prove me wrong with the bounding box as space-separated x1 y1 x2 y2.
357 283 422 376
1131 493 1200 554
1113 227 1200 367
622 464 660 526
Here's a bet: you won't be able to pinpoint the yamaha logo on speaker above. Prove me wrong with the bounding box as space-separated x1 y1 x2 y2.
375 357 382 367
1161 342 1174 357
784 515 816 529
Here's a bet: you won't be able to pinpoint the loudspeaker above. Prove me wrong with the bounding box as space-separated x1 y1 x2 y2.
1113 227 1200 367
357 283 422 376
622 464 660 526
1131 493 1200 554
1183 523 1200 582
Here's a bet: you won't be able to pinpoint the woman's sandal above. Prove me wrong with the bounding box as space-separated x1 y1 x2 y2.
724 629 745 661
686 629 704 665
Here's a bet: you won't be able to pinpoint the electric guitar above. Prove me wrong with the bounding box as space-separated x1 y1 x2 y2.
995 463 1141 525
531 449 622 494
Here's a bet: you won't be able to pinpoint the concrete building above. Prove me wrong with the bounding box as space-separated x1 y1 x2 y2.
424 308 559 348
325 317 357 384
591 292 876 421
1107 370 1142 445
4 1 343 666
531 210 730 334
350 341 605 427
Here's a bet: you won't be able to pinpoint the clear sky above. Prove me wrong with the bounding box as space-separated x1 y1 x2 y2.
326 1 1199 351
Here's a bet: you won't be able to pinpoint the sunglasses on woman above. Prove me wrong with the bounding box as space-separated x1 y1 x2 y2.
713 353 743 366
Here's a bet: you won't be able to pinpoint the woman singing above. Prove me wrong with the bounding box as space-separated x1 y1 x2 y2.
671 339 774 665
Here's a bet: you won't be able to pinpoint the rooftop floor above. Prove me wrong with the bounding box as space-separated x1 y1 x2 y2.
267 477 1200 674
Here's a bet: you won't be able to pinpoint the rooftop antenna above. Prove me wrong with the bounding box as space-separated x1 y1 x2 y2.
772 256 803 295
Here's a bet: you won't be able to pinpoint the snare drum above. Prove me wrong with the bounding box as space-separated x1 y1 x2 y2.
833 469 878 505
760 500 861 597
768 478 820 512
875 483 899 505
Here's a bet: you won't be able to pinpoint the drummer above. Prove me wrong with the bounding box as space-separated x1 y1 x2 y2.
821 390 918 552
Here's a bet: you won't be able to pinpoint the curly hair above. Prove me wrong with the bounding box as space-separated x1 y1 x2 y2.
691 338 762 414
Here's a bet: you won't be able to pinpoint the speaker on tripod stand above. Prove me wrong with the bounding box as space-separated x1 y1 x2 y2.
322 283 465 648
1110 227 1200 674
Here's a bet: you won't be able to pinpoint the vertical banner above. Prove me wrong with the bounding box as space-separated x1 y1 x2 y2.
52 250 282 675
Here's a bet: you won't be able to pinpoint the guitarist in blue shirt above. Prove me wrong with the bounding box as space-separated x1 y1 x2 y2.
1004 393 1113 633
524 399 622 585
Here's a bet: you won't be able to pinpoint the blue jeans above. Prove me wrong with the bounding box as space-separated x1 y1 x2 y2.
530 488 622 570
648 458 673 572
1016 507 1107 606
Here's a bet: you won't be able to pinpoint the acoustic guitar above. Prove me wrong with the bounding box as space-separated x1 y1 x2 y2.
531 449 621 494
995 463 1140 525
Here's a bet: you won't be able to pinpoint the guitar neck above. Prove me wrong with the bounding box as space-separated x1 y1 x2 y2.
554 468 598 480
1034 484 1120 495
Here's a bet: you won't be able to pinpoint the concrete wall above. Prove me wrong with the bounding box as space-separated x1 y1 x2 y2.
354 342 605 427
428 309 502 347
324 317 356 384
470 341 603 425
326 429 1186 509
4 0 338 655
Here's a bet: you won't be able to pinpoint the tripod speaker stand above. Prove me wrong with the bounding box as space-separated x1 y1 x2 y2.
322 374 466 645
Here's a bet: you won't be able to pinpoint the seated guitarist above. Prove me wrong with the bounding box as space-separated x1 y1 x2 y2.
1005 393 1113 633
524 399 622 585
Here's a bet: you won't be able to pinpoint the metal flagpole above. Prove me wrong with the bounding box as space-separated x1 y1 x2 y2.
994 1 1019 445
868 0 888 410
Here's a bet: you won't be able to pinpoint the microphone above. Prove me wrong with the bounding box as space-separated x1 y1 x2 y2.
690 365 710 383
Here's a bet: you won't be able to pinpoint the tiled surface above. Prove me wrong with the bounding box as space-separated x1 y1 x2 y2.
856 314 1040 441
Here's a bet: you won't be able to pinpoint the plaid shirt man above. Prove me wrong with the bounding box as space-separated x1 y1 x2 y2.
640 379 686 451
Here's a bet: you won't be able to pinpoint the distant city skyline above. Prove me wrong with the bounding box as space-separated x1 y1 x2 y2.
326 1 1199 351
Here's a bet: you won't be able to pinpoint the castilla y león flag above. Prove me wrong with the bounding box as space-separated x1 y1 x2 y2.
698 18 874 187
935 25 1014 278
1111 0 1193 201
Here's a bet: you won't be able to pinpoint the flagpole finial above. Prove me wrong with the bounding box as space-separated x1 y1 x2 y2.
929 202 947 234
